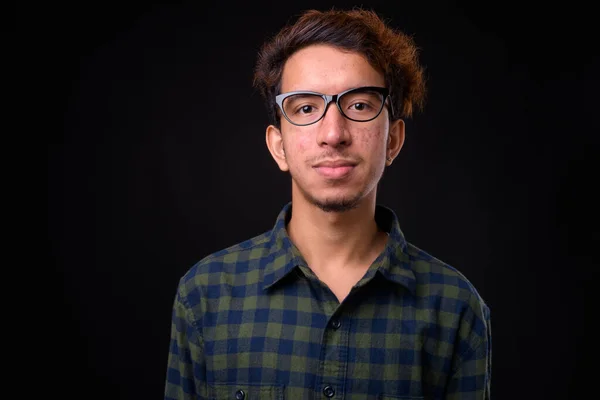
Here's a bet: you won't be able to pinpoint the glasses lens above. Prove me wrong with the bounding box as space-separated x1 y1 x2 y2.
339 88 385 121
282 94 325 125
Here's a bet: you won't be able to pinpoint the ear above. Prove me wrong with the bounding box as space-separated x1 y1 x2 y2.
266 125 289 171
386 119 405 166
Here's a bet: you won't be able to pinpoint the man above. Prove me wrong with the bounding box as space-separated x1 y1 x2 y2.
165 8 491 400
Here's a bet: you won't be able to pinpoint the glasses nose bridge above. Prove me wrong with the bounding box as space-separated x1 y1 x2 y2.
322 93 342 119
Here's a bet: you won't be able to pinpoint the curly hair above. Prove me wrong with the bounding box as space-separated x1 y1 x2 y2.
253 8 427 127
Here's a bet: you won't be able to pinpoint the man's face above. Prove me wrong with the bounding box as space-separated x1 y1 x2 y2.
267 44 404 212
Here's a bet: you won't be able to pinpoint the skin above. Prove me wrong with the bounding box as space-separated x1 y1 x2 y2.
265 44 405 302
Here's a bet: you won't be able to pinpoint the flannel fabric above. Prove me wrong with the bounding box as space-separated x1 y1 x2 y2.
165 202 491 399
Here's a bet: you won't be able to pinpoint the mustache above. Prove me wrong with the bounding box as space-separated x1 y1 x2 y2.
308 152 363 164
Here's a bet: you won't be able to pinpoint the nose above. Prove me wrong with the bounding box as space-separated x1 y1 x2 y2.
316 102 352 148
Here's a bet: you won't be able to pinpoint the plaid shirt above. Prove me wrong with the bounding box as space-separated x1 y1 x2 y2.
165 202 491 400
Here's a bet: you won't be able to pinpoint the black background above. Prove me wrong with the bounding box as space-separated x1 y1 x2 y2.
49 0 597 398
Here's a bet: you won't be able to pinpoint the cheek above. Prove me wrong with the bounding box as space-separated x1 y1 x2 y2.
296 135 313 153
283 131 312 159
357 124 387 154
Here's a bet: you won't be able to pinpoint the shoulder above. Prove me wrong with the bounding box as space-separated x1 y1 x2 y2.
403 242 491 356
405 241 491 325
177 230 274 295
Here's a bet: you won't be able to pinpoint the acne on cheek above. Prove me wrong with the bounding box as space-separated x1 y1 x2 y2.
288 132 313 153
358 126 389 165
357 125 385 146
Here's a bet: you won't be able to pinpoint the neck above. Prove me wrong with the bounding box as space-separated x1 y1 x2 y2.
287 190 386 272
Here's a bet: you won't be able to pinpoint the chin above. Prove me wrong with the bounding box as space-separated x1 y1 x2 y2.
306 190 365 213
316 198 360 212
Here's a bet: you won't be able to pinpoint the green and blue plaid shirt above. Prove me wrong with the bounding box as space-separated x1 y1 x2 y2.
165 202 491 399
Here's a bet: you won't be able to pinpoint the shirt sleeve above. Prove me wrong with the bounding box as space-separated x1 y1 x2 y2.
164 284 205 400
445 307 492 399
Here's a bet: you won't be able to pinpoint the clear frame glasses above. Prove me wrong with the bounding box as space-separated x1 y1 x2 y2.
274 86 390 126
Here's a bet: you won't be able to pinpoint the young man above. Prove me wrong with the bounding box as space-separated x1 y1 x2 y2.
165 9 491 400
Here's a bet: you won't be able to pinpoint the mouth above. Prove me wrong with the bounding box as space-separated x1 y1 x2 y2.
313 160 357 179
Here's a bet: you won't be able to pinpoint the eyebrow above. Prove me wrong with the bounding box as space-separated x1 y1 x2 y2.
280 86 384 95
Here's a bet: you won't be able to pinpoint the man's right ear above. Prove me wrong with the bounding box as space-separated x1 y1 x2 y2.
265 125 289 172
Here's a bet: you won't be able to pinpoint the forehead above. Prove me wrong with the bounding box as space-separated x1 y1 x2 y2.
280 44 385 94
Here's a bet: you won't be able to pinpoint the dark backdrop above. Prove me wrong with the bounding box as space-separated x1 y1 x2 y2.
49 1 597 398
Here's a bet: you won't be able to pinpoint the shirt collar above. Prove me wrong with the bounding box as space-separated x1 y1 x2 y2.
261 202 416 296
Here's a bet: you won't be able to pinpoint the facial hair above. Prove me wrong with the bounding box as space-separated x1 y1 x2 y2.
307 191 362 212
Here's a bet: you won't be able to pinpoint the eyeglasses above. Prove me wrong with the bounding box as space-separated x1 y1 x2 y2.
275 86 390 126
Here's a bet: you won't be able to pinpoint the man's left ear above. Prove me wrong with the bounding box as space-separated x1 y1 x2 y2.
386 119 405 166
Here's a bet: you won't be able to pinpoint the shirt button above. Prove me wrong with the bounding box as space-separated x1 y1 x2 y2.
234 389 245 400
323 385 335 397
330 319 341 329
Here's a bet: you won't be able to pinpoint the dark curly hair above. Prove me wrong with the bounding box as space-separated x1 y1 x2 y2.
253 8 427 127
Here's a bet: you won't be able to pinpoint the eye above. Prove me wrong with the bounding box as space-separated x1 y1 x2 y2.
284 94 322 116
300 105 314 114
292 103 320 115
349 102 373 112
